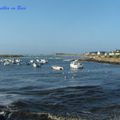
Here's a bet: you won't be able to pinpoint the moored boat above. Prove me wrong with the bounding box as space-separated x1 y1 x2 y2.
70 60 83 69
32 63 40 68
51 65 64 70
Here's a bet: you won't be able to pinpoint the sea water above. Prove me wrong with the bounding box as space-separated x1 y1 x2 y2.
0 57 120 120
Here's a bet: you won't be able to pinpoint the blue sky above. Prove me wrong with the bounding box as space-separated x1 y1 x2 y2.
0 0 120 54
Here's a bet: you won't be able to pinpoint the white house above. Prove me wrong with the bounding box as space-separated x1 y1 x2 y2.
109 50 120 56
97 51 106 55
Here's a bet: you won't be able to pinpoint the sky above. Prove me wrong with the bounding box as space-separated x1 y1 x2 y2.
0 0 120 54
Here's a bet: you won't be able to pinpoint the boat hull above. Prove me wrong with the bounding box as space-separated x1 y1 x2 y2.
51 66 64 70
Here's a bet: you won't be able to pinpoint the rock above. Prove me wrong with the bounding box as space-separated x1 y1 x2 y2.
0 115 5 120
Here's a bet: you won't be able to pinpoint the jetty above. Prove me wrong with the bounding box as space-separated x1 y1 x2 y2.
0 54 24 58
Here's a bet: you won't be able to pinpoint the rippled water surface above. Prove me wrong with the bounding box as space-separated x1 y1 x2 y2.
0 57 120 120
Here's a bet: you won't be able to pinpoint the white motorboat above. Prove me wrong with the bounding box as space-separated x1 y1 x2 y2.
51 65 64 70
3 61 10 66
30 60 34 64
70 60 83 69
32 63 40 68
36 59 40 63
40 59 48 64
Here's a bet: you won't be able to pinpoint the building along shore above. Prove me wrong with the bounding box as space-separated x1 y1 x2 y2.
82 50 120 64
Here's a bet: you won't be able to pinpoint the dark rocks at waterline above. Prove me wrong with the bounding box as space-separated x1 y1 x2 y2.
0 111 86 120
0 108 119 120
0 115 5 120
0 112 56 120
8 112 56 120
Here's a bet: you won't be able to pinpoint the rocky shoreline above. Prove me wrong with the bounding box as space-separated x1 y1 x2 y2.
80 55 120 64
0 111 86 120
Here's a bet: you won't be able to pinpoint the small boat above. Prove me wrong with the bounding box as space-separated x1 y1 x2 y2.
30 60 34 64
15 59 21 63
3 61 10 66
51 65 64 70
40 59 48 64
32 63 40 68
36 59 40 63
70 60 83 69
